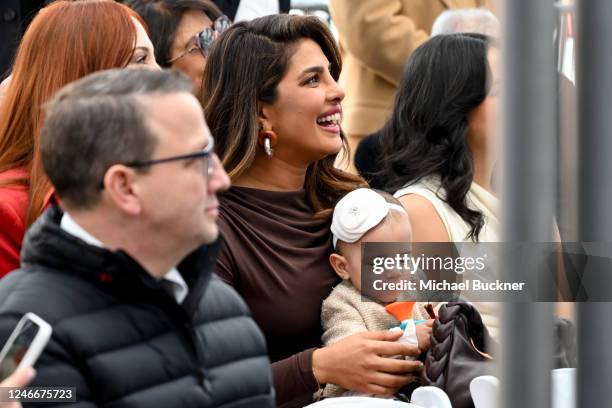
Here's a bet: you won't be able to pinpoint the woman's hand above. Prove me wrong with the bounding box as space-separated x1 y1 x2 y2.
0 367 36 408
416 319 434 351
313 330 423 396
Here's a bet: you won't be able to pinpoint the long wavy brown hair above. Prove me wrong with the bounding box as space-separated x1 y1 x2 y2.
202 14 365 217
0 0 148 227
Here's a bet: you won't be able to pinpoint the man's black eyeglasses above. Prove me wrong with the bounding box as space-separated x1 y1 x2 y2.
126 137 215 177
99 138 215 190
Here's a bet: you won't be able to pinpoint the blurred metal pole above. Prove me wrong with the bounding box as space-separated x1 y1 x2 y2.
555 3 579 242
501 0 556 406
577 0 612 405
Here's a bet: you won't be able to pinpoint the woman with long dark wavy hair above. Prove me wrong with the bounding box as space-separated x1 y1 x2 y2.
203 14 424 407
379 33 502 336
381 33 500 243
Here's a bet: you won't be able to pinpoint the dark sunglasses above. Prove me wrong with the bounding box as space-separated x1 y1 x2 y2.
167 15 231 63
99 138 215 190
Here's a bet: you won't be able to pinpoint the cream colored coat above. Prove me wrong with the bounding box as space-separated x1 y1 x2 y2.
329 0 496 136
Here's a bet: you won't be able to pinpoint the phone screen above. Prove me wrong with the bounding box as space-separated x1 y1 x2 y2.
0 320 41 382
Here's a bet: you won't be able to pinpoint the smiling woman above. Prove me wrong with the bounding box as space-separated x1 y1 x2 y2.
202 14 424 408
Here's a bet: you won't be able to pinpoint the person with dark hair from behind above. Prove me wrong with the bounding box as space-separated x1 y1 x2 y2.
0 69 274 408
329 0 497 173
382 33 499 241
123 0 228 97
210 0 291 22
203 14 423 407
377 33 502 337
355 8 501 189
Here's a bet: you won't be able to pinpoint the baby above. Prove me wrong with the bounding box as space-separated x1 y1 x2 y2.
321 188 433 398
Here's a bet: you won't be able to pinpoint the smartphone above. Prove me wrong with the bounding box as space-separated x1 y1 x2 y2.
0 313 52 382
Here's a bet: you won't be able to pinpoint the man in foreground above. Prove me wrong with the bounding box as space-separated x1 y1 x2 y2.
0 69 274 407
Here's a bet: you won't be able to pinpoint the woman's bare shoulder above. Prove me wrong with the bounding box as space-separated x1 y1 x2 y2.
398 194 449 242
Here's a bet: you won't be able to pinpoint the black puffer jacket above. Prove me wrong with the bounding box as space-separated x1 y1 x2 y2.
0 206 275 408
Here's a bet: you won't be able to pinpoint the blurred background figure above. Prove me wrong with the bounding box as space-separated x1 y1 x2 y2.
379 33 502 336
124 0 228 97
354 7 500 188
290 1 335 34
0 0 48 80
0 0 159 278
211 0 290 21
329 0 497 173
554 0 577 241
431 7 500 37
0 0 50 104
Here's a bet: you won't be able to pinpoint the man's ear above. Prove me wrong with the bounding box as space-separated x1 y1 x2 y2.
102 165 142 216
329 253 350 280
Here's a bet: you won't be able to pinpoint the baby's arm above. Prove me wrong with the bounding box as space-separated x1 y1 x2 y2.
415 319 434 352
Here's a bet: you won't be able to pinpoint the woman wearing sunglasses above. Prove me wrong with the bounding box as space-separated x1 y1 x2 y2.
125 0 230 97
0 0 159 278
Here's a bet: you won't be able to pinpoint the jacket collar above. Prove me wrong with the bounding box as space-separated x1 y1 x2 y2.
21 205 222 311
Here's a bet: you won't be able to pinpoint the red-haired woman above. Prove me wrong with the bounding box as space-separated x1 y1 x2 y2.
0 0 159 278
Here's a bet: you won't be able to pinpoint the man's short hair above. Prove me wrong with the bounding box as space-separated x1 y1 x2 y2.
431 8 500 38
41 69 193 209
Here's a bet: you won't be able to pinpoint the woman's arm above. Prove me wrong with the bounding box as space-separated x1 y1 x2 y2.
268 292 423 403
312 331 423 396
272 333 425 403
272 349 318 406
